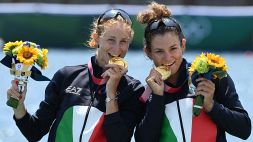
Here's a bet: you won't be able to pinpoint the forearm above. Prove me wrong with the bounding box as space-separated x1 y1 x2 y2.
105 90 119 114
210 75 252 139
14 111 46 142
208 101 251 139
135 94 165 142
13 96 58 141
104 97 145 142
13 103 27 119
106 99 119 115
104 112 132 142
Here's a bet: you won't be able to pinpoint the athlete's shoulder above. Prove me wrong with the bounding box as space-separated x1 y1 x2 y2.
52 64 88 79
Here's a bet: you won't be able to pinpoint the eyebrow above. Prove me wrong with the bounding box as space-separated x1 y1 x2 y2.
152 47 164 51
106 36 129 40
107 36 116 39
152 43 178 50
121 38 129 41
170 44 178 48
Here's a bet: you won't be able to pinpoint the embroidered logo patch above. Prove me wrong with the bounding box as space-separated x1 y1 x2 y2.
65 86 83 95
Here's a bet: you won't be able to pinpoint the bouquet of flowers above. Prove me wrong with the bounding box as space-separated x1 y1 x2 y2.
1 41 50 108
189 53 228 116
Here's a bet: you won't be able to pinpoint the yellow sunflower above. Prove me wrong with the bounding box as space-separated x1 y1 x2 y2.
17 46 39 66
41 48 48 69
206 53 226 68
189 57 198 73
3 41 23 55
222 64 229 72
36 48 48 69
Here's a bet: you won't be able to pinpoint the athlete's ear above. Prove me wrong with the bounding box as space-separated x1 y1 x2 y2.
144 46 152 60
181 38 186 53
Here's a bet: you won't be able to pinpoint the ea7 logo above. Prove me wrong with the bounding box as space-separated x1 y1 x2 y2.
65 86 82 95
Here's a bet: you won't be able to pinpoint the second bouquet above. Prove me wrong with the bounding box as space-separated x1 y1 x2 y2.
1 41 50 108
189 53 228 116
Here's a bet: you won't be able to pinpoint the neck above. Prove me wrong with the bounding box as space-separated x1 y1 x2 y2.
95 56 106 71
166 71 180 86
165 59 186 87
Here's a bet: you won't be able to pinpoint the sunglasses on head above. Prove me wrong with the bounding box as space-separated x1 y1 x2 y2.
145 17 183 38
98 9 132 26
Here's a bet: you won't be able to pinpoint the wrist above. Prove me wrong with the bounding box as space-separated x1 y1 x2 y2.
204 100 214 112
153 90 164 96
105 94 118 103
105 92 119 114
106 91 119 99
14 104 26 119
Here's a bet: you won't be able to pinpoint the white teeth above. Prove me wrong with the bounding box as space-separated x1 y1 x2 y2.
165 61 175 66
109 53 119 58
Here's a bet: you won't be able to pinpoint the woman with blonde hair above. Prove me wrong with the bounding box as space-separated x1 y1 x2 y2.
7 9 145 142
134 2 251 142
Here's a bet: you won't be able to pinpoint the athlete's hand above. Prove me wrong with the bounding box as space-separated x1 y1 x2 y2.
146 68 164 96
102 64 127 98
7 79 27 119
195 77 215 112
7 80 27 106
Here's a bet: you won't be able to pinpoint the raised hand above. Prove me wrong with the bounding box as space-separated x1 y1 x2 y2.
146 68 164 96
7 79 27 119
195 77 215 112
102 64 127 98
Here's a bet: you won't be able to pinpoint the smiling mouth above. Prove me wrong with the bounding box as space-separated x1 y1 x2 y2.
108 53 120 58
163 60 175 67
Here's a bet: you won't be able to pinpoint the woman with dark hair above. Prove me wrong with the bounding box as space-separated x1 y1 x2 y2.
134 2 251 142
7 9 145 142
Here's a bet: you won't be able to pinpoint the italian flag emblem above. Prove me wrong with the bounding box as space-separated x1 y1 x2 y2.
55 106 107 142
160 98 217 142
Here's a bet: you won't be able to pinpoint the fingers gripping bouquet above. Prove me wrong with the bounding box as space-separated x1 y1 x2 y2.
189 53 228 116
1 41 50 108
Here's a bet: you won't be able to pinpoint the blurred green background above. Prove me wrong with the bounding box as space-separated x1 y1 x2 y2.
0 1 253 51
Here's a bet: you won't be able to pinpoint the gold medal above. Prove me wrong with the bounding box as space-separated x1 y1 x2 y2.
155 65 171 80
108 57 128 69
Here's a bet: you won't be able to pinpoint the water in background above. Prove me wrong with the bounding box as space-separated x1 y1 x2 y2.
0 49 252 142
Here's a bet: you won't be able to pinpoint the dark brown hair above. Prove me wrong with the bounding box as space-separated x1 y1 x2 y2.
137 2 184 51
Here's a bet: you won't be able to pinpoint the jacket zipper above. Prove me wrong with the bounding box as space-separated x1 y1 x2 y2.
176 100 186 142
79 91 95 142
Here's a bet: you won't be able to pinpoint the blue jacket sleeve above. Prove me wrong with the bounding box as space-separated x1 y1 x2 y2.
208 74 251 140
134 94 165 142
103 79 146 142
14 69 64 142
